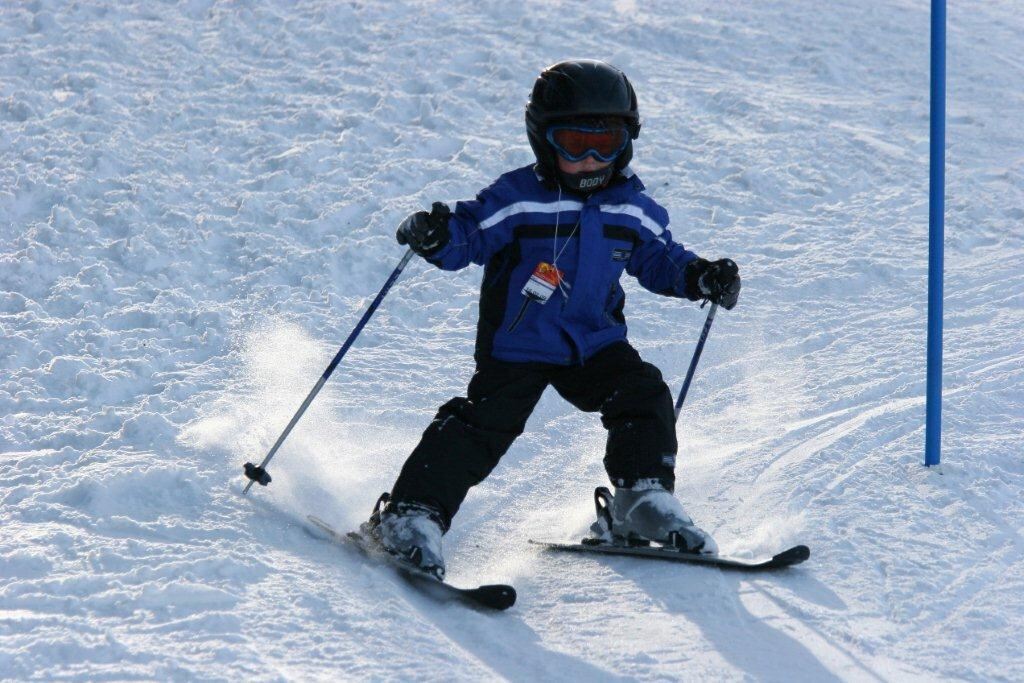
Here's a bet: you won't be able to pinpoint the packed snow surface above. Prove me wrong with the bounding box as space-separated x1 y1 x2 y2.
2 0 1022 680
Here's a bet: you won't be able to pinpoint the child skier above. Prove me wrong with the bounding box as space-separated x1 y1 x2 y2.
367 60 741 579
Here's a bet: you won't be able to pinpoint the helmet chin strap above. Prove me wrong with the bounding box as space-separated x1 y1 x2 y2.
556 165 614 194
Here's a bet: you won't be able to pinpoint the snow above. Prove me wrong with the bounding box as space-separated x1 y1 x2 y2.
1 0 1022 680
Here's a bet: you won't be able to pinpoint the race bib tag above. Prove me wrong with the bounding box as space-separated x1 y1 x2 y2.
521 262 564 304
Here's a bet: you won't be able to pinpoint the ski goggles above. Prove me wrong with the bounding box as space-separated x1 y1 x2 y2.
545 125 630 163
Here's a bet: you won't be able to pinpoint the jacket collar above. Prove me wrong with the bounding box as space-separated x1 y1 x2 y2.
590 165 645 203
533 164 646 202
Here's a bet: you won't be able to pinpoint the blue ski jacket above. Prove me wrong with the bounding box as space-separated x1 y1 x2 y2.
425 165 700 365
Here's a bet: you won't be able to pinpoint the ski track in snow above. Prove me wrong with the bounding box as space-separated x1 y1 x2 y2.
2 0 1022 680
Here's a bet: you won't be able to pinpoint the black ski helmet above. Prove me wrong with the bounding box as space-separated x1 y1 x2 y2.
525 59 641 182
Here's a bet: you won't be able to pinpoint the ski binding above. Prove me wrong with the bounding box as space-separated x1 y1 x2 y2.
531 486 809 571
307 515 516 611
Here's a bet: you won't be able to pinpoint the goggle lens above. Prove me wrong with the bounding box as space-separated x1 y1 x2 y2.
547 126 629 162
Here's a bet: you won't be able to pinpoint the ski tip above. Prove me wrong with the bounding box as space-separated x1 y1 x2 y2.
474 584 517 610
772 545 811 566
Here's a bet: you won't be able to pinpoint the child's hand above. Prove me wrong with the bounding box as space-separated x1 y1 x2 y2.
682 258 741 310
396 202 451 256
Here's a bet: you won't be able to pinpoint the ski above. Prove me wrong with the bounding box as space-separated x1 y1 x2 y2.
307 515 516 611
529 539 810 571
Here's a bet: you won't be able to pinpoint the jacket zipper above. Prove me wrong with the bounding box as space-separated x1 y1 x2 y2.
506 297 533 333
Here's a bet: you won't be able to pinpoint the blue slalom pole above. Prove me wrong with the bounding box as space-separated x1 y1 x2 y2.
925 0 946 467
243 249 416 493
674 303 718 422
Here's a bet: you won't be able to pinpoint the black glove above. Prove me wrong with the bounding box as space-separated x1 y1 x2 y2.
681 258 741 310
396 202 451 256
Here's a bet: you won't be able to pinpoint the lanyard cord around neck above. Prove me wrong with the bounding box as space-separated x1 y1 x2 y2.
551 186 579 298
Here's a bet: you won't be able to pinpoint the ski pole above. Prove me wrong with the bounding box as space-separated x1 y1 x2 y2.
243 248 416 494
673 302 718 422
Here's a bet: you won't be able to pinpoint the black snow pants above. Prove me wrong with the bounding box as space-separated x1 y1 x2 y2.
389 341 678 530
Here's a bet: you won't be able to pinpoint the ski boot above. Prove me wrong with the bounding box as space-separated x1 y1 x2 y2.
588 480 718 555
363 493 447 579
